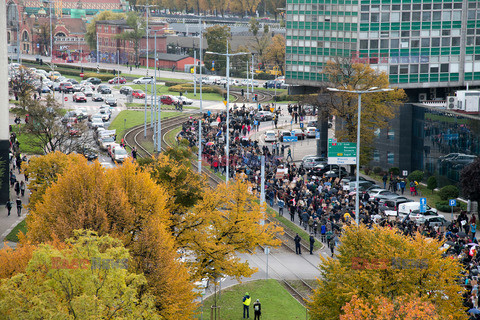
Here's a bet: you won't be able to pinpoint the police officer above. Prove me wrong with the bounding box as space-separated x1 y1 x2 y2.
243 292 251 319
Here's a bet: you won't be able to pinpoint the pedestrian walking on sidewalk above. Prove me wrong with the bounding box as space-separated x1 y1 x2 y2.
16 197 22 216
20 181 25 197
286 148 292 162
309 233 315 255
294 233 302 254
5 200 13 216
14 181 20 196
253 299 261 320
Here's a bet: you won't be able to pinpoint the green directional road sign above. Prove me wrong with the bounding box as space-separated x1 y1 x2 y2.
328 138 357 164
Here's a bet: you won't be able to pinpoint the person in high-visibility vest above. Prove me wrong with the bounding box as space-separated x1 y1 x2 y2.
242 292 251 319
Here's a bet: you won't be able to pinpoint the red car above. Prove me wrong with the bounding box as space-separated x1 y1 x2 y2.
160 95 179 105
132 89 145 99
108 77 126 84
73 92 87 103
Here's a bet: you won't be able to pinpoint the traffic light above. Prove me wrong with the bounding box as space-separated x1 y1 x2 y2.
241 89 244 96
40 59 43 65
255 94 258 101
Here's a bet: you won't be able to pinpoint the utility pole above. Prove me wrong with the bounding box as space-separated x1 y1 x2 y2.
153 31 157 150
197 18 203 174
96 32 99 73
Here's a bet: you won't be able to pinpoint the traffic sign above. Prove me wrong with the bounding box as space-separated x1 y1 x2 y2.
283 136 298 142
80 72 84 77
253 120 258 126
223 100 227 107
419 197 427 213
299 122 304 128
402 170 408 176
315 130 320 140
64 97 68 101
327 138 356 164
449 199 457 207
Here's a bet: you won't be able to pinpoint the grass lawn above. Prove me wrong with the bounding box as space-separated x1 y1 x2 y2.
109 110 178 143
196 279 308 320
16 131 44 154
164 126 182 147
5 220 27 242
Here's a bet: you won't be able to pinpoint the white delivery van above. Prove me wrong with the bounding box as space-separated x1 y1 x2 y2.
398 202 438 215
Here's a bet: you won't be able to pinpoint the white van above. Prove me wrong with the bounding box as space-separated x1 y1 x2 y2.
204 76 221 85
398 202 438 215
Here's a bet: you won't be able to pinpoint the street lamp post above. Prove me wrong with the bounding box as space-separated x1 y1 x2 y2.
327 87 393 225
206 44 249 183
197 18 203 174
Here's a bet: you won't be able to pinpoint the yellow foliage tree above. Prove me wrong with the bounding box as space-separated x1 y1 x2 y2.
0 230 162 319
308 225 466 320
265 34 286 74
341 294 441 320
0 238 36 280
323 59 406 164
26 159 196 319
24 151 84 208
178 180 283 281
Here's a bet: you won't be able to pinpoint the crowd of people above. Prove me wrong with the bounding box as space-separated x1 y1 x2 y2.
177 107 480 317
6 130 27 217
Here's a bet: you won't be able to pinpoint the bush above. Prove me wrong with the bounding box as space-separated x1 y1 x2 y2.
438 185 460 201
408 170 424 183
388 167 400 176
364 167 371 175
373 166 382 175
164 81 187 87
427 176 437 193
168 84 222 95
435 200 460 212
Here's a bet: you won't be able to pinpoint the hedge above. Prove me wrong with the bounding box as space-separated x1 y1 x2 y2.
435 200 460 212
168 84 223 94
83 72 115 81
438 185 460 201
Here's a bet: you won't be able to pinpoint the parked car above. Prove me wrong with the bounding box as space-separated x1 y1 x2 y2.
108 77 126 84
92 93 104 102
264 130 276 142
86 77 102 85
160 95 179 105
133 77 153 84
279 130 292 142
80 80 96 91
99 136 116 150
49 71 61 81
59 82 74 93
120 86 133 95
378 198 413 213
105 95 117 107
97 85 111 94
254 111 274 121
291 129 306 140
40 86 51 93
306 127 316 138
73 92 87 103
72 84 82 92
177 96 193 105
415 216 449 227
132 89 145 99
66 78 79 85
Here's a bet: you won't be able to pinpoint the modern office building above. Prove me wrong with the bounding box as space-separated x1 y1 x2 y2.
285 0 479 100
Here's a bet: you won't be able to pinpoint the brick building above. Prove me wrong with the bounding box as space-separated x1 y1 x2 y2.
96 20 168 65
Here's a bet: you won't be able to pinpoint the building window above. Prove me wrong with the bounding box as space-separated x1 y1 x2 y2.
387 129 395 140
373 150 380 162
387 152 394 164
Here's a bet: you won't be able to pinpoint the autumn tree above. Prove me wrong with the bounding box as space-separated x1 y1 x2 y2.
248 18 271 67
0 230 162 319
265 34 285 74
308 225 466 320
22 95 90 154
26 159 196 319
116 12 146 66
341 295 441 320
24 151 84 208
323 58 406 164
176 180 282 281
34 24 50 56
460 157 480 205
85 11 126 50
0 238 36 281
204 25 231 73
8 66 38 107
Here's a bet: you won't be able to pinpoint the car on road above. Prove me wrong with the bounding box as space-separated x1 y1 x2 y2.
86 77 102 85
264 130 276 142
160 95 179 105
302 156 326 169
72 84 82 92
81 148 98 161
133 76 154 84
132 89 145 99
306 127 316 138
240 79 259 87
73 92 87 103
82 87 94 97
291 129 306 140
80 81 96 91
120 86 133 95
66 78 79 85
415 216 449 227
108 77 126 84
254 111 274 121
97 85 111 94
49 71 61 81
41 86 51 93
89 119 105 129
177 96 193 105
92 93 104 102
59 82 74 93
378 198 413 213
105 94 117 107
99 136 116 150
279 130 292 142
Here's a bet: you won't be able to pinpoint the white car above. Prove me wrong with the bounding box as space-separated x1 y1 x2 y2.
306 127 316 138
264 130 276 142
133 77 154 84
176 96 193 105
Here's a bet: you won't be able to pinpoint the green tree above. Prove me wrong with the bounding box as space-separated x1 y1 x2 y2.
460 157 480 204
323 59 407 164
438 185 460 201
408 170 424 183
427 176 437 194
204 25 231 73
116 12 146 66
8 66 37 108
308 225 466 320
85 11 126 50
248 18 271 67
0 230 162 319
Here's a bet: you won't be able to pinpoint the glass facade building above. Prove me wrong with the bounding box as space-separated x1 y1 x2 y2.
285 0 480 89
